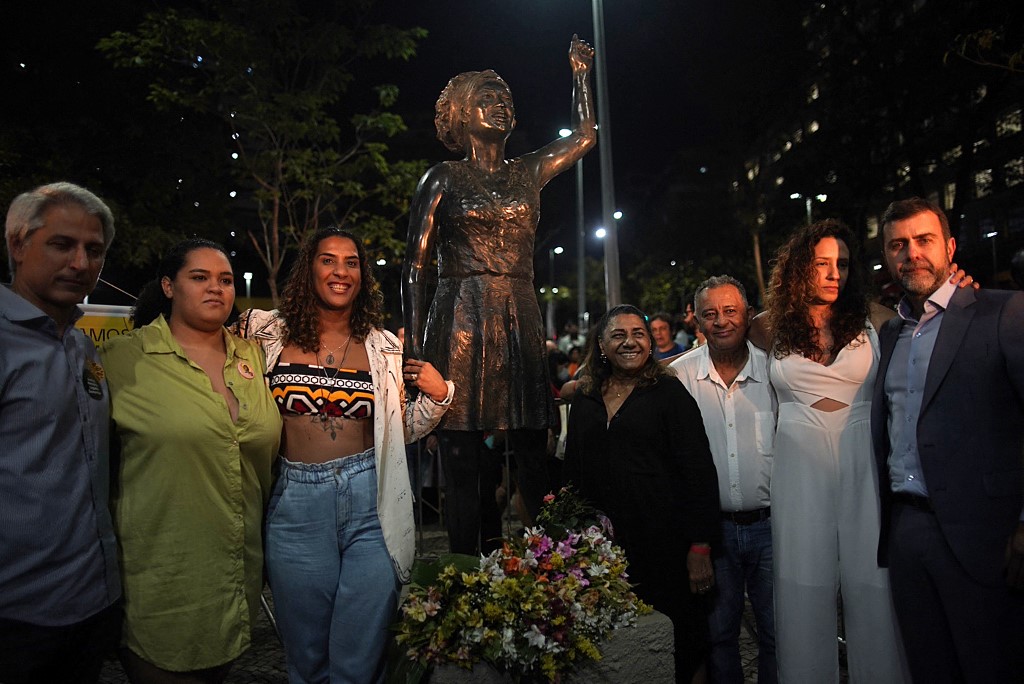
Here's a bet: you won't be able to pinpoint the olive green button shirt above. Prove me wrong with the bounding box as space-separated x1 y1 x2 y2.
100 315 281 670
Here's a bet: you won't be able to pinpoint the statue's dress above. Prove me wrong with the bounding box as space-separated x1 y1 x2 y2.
422 159 554 432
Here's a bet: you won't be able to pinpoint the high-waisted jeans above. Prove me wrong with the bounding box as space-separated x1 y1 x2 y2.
265 449 399 684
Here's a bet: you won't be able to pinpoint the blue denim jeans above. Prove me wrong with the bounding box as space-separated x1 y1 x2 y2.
707 517 777 684
265 449 399 684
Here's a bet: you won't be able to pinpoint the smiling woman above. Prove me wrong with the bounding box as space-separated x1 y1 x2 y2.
99 239 282 683
233 226 453 682
564 304 720 683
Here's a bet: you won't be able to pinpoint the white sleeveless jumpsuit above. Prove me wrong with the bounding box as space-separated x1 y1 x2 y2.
770 325 906 683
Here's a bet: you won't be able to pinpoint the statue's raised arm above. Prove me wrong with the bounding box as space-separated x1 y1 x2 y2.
521 34 597 187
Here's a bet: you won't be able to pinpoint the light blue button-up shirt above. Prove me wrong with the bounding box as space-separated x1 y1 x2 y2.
884 278 958 496
0 285 120 626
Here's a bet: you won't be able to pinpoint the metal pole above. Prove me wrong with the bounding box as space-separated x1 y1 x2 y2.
805 197 812 225
575 159 586 331
592 0 621 308
991 233 999 279
547 249 556 339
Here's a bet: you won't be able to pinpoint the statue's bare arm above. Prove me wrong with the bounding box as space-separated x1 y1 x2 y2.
402 163 450 358
522 35 597 188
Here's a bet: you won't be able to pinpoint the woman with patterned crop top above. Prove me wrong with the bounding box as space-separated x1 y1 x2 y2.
235 227 453 684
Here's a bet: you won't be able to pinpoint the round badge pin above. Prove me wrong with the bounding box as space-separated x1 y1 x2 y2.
237 360 255 380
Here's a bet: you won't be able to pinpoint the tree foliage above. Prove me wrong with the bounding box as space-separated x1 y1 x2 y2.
99 0 428 301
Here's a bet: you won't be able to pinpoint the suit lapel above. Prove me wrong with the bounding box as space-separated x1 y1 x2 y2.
921 287 975 412
876 318 901 397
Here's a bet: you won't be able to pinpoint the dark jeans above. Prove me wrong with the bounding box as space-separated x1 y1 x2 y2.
707 517 776 684
0 600 121 684
440 429 548 555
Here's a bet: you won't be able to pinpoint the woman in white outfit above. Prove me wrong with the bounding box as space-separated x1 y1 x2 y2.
751 219 904 683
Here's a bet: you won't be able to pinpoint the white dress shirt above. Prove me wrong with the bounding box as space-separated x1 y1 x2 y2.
671 341 776 512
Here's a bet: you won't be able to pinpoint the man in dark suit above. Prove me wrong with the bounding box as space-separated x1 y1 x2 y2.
872 197 1024 683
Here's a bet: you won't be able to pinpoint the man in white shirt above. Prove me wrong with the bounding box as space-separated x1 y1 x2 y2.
670 275 777 684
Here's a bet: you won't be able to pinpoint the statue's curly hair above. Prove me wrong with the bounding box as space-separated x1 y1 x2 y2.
577 304 672 395
278 227 385 352
765 219 869 360
434 70 514 153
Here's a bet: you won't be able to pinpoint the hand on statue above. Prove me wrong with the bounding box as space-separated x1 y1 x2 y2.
569 34 594 74
403 358 449 403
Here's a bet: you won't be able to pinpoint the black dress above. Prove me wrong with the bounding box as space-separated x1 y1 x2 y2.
564 375 720 682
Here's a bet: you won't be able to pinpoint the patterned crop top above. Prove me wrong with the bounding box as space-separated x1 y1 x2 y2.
268 362 375 420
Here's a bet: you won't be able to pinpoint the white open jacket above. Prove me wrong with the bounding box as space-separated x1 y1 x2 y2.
235 309 454 582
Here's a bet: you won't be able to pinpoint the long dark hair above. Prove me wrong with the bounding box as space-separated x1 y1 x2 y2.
765 219 869 359
577 304 671 395
132 238 230 327
278 226 385 352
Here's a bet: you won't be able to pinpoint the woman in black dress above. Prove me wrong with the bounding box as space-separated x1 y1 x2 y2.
564 305 720 684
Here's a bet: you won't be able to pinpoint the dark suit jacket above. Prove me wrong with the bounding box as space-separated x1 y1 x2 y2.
872 286 1024 587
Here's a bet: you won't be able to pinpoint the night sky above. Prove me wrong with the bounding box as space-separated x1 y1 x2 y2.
373 0 797 258
1 0 798 309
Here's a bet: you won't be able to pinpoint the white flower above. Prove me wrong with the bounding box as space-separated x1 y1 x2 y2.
525 624 549 649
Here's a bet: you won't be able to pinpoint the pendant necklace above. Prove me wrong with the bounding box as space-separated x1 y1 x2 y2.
608 378 634 399
322 333 352 366
314 350 340 439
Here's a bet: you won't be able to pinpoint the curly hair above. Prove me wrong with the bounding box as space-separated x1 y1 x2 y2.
434 70 514 153
577 304 672 395
132 238 229 327
277 227 385 352
765 219 869 360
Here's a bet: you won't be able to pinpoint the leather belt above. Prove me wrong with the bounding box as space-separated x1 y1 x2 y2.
892 492 934 514
721 506 771 525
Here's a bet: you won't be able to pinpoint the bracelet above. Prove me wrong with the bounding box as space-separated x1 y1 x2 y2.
689 544 711 556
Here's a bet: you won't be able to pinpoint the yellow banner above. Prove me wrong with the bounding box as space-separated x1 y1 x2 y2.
76 304 133 345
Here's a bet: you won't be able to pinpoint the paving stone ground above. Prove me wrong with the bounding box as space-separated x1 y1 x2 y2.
98 522 808 683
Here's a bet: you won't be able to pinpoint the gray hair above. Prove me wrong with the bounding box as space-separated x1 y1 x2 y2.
694 274 748 309
5 182 115 273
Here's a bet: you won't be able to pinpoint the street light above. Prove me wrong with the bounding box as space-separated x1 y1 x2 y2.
595 227 607 239
985 230 999 278
243 272 253 301
546 246 564 339
789 193 827 224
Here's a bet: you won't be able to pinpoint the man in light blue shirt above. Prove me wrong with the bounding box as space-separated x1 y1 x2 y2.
872 197 1024 683
0 182 121 683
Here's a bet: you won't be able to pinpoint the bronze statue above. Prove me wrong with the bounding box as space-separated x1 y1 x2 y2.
403 35 596 554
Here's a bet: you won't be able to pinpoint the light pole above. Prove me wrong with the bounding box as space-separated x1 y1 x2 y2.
560 127 587 332
985 230 999 279
243 271 253 302
789 193 827 224
591 0 621 308
546 246 564 339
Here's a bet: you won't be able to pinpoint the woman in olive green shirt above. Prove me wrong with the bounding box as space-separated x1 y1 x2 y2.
101 239 280 683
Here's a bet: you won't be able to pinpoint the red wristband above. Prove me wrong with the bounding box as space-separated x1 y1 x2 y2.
689 544 711 556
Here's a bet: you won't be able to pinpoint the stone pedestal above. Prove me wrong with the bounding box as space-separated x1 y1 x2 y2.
428 611 674 683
